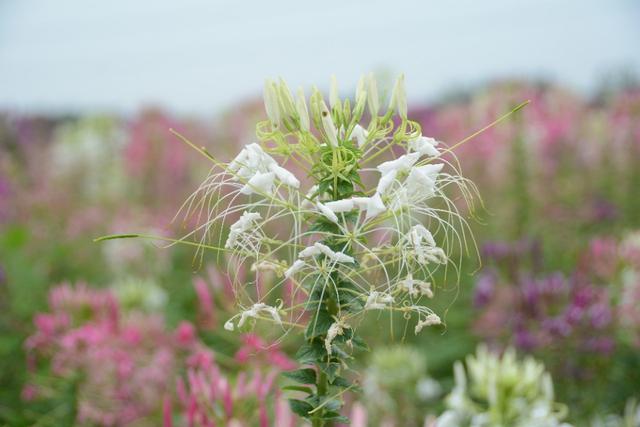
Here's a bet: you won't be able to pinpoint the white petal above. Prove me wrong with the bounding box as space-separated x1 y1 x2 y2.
376 170 397 195
271 164 300 188
284 260 306 278
409 135 440 157
324 199 355 213
376 152 420 175
299 245 322 258
240 171 275 195
317 202 339 223
365 193 386 219
350 124 369 147
314 242 354 263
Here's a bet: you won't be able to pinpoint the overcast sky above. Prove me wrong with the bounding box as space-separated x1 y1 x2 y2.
1 0 639 115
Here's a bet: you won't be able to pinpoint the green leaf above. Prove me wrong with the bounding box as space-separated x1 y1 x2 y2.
330 376 351 389
320 411 350 423
283 368 316 385
319 361 340 382
282 385 313 394
349 334 370 352
305 309 333 339
288 399 314 418
295 341 325 365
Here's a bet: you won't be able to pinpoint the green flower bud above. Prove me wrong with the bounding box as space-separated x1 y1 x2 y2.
389 74 407 119
296 87 310 132
263 79 281 128
367 72 380 118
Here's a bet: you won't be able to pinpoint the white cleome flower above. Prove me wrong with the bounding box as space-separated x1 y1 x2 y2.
271 164 300 188
324 199 355 213
350 124 369 147
407 225 447 265
316 201 340 223
408 135 440 157
225 211 263 249
228 143 299 194
364 290 395 310
240 171 276 195
352 193 387 220
235 303 283 329
405 163 443 200
284 259 306 279
376 152 421 176
299 242 355 264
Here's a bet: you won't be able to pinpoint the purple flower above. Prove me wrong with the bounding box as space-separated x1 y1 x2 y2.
474 270 497 307
514 328 538 351
589 303 612 329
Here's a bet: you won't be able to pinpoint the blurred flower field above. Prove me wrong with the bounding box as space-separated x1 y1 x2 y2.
1 80 640 426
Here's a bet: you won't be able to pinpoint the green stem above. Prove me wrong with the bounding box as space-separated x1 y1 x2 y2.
313 370 329 427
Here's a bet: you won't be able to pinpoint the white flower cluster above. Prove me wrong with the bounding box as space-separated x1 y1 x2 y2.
228 143 300 195
437 346 572 427
179 74 476 338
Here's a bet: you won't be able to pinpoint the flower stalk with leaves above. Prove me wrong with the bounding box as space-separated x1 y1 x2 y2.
97 73 528 426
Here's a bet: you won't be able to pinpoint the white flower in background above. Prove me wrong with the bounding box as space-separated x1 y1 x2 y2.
112 277 168 312
438 346 573 427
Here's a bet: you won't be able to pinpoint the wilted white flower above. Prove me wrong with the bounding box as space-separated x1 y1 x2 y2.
364 290 395 310
325 318 349 355
397 274 433 298
406 225 447 265
414 313 441 334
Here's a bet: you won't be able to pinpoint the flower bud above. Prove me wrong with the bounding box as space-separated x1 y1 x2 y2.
277 78 297 128
296 87 310 132
389 74 407 119
367 72 379 118
329 74 341 111
320 98 339 147
263 79 281 128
